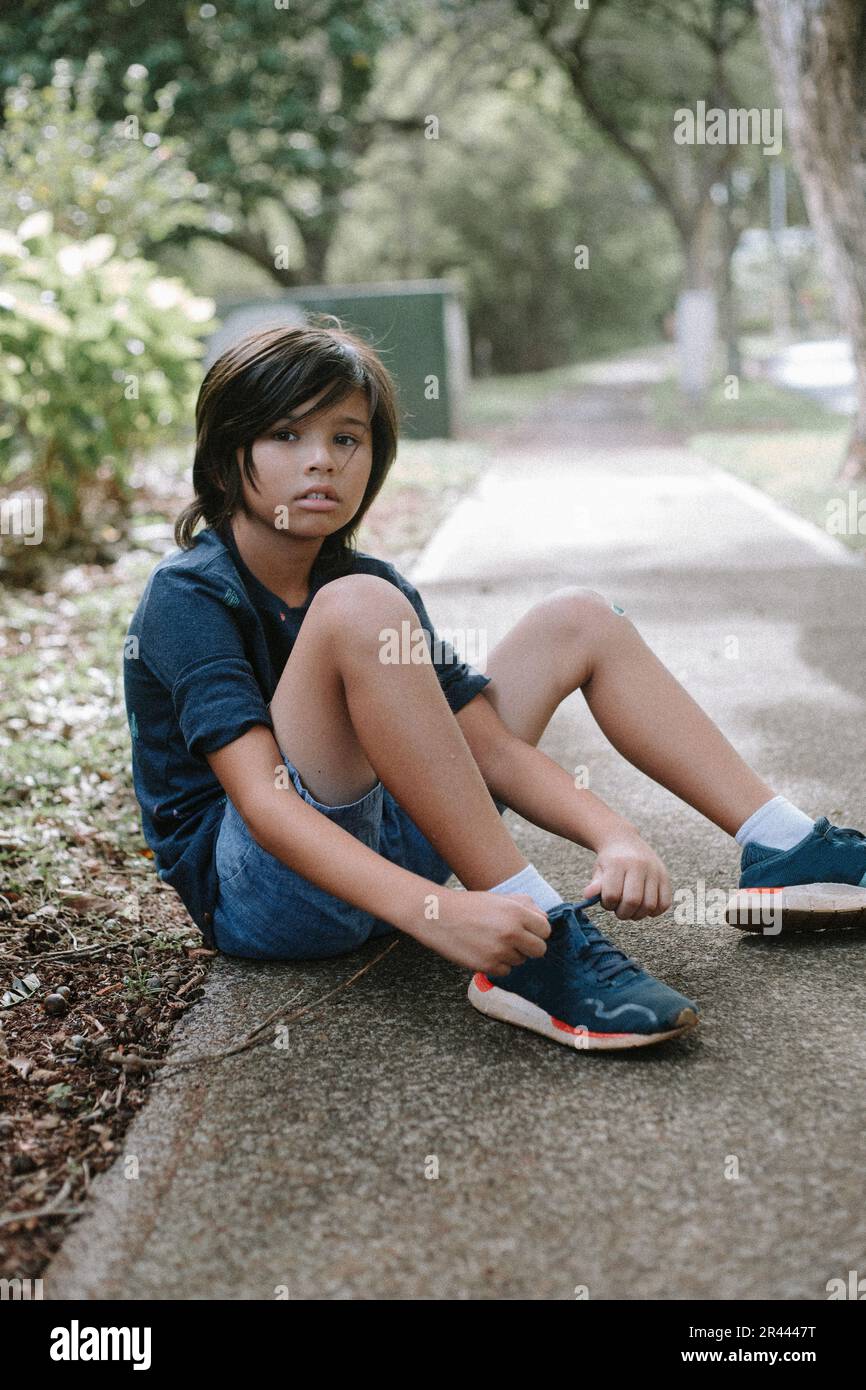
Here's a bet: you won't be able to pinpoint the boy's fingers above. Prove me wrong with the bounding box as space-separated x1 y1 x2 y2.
613 867 641 918
525 916 552 940
503 892 551 936
600 868 624 912
517 929 548 958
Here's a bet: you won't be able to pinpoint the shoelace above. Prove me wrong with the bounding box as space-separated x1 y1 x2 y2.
554 896 644 986
826 823 866 847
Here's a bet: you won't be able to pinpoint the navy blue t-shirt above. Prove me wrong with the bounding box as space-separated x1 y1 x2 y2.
123 524 492 947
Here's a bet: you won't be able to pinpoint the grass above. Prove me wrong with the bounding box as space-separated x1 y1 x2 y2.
0 564 153 900
650 373 845 434
465 365 584 427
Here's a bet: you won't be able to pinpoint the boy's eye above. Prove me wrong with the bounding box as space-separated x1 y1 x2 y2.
272 430 359 446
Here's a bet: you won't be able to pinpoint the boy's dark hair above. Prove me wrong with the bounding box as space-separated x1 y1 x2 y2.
175 315 400 582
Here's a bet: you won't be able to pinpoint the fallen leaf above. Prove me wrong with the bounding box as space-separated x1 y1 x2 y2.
58 892 116 915
1 973 41 1009
7 1056 34 1079
116 896 140 924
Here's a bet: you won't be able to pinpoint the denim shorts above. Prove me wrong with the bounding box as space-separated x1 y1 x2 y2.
212 752 508 960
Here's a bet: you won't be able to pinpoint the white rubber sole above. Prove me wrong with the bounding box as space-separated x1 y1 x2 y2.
726 882 866 933
467 974 698 1052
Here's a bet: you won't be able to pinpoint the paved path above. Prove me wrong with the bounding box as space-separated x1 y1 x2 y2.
48 371 866 1300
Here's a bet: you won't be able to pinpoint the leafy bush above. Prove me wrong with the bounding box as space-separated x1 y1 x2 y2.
0 213 214 562
0 52 211 249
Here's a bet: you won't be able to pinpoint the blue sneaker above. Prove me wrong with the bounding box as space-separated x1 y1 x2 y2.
467 896 698 1051
727 817 866 933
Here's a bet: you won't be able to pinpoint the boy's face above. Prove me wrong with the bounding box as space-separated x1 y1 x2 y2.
236 383 374 538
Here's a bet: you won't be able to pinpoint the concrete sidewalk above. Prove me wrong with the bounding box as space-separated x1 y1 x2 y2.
48 382 866 1300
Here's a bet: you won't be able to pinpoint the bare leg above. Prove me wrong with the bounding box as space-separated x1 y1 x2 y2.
269 573 527 889
481 587 776 837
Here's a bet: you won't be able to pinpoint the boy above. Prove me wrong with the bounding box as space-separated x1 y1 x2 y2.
124 323 866 1052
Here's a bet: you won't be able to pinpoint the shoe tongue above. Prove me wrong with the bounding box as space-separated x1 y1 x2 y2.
548 903 591 947
544 919 586 966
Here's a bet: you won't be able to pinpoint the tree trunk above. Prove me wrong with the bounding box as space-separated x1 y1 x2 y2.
299 223 330 286
676 197 720 401
755 0 866 479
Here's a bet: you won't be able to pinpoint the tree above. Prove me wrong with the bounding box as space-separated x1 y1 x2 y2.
330 59 679 371
0 0 412 285
498 0 766 396
754 0 866 479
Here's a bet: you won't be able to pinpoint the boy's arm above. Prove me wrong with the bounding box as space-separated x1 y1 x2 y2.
205 725 551 972
455 690 631 850
207 726 440 934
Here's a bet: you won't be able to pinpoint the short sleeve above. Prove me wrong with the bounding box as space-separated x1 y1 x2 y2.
135 567 274 758
385 565 492 714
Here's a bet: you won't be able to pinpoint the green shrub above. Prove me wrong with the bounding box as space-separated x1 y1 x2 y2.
0 52 211 249
0 212 214 559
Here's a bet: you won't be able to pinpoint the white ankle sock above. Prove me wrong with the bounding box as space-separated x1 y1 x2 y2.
734 795 814 851
488 862 563 912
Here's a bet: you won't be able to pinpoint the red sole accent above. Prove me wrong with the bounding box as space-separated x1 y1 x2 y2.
474 976 633 1038
551 1015 631 1038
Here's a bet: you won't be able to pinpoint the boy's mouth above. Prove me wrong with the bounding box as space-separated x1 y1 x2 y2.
296 484 339 501
295 491 340 511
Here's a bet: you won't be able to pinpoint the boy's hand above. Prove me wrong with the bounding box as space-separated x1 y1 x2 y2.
424 889 551 977
583 831 671 920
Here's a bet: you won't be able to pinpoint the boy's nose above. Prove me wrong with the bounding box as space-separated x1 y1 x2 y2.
304 439 340 467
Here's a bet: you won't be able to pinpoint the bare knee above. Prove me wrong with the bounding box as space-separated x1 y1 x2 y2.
308 572 418 657
532 586 628 689
535 585 620 636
